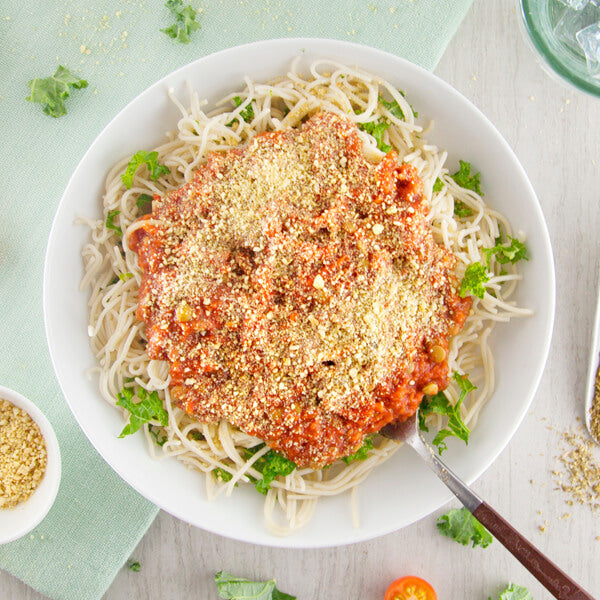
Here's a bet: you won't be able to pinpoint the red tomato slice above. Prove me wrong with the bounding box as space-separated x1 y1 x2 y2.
384 576 437 600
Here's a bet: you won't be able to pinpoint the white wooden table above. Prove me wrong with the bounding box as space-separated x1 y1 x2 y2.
4 1 600 598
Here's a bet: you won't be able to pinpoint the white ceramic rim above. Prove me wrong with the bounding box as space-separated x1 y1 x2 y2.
43 38 555 548
0 385 62 545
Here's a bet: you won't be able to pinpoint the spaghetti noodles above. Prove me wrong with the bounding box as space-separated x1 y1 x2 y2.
80 59 531 535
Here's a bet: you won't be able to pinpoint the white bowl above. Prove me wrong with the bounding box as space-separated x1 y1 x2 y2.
0 385 61 544
44 38 555 548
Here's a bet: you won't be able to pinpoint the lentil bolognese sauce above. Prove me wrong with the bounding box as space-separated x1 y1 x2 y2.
128 112 471 467
80 60 531 533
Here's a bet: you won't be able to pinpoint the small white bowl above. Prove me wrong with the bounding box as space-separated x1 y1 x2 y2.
0 385 61 544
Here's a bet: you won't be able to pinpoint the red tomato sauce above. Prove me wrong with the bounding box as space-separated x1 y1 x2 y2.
129 112 471 467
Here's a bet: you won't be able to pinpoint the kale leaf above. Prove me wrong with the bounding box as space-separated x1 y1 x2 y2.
105 209 122 237
243 444 296 494
116 387 168 438
233 96 254 123
419 372 475 454
215 571 296 600
342 435 374 464
482 237 528 267
359 121 391 152
26 66 88 118
454 200 473 218
496 584 533 600
136 193 154 215
379 93 418 119
213 468 233 482
459 262 489 299
437 507 493 548
451 160 483 196
121 150 170 189
161 0 201 44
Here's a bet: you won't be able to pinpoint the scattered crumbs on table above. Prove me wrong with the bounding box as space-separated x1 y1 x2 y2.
596 536 600 541
57 4 139 71
529 95 535 101
553 428 600 513
471 74 477 81
559 513 571 520
539 520 549 533
530 479 535 484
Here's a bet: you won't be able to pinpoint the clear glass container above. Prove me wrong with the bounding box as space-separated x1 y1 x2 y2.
520 0 600 97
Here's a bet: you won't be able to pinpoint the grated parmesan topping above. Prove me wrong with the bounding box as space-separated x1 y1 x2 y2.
130 112 470 466
0 399 47 509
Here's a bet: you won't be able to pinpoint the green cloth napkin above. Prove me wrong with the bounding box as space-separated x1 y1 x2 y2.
0 1 472 598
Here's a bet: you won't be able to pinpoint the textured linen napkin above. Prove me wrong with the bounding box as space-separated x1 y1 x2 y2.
0 1 472 598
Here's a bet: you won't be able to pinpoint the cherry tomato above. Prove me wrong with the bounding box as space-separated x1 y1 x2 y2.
384 576 437 600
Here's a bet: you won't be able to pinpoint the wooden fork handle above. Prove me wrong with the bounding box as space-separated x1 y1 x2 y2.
473 502 595 600
407 430 594 598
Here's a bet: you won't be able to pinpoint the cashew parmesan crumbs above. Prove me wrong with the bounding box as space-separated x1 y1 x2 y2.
130 111 471 467
554 428 600 513
0 399 47 509
590 363 600 442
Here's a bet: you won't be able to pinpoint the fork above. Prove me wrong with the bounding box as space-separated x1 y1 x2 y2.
381 413 594 600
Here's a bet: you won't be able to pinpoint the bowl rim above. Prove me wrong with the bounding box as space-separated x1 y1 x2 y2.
520 0 600 98
0 385 62 545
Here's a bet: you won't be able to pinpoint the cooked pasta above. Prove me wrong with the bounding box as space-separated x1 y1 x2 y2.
80 59 531 535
